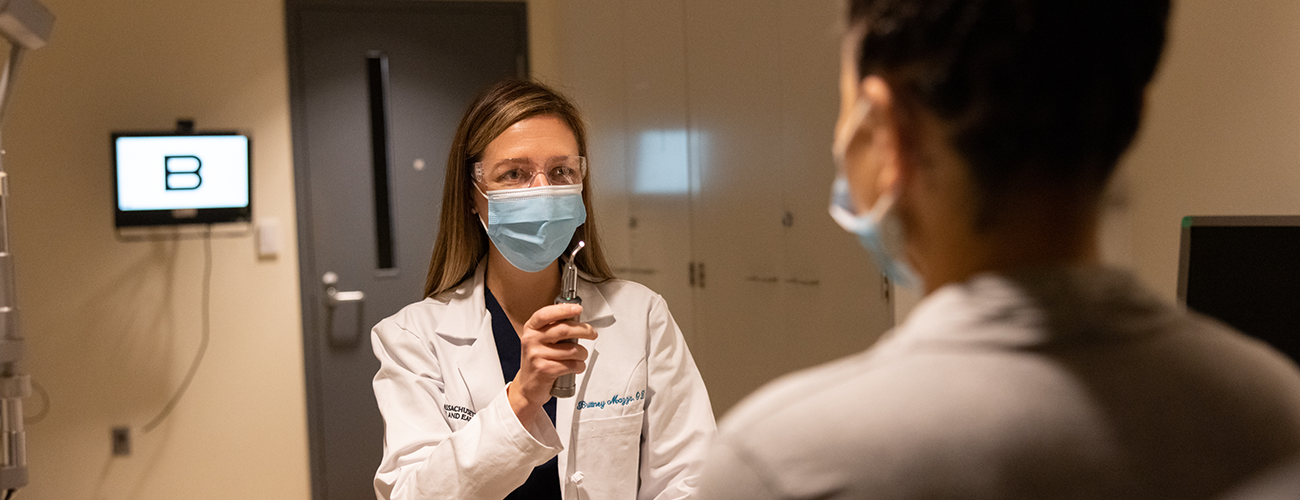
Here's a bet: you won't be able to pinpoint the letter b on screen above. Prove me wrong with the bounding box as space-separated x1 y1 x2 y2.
165 155 203 190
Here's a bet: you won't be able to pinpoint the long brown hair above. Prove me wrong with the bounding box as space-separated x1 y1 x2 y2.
424 79 615 298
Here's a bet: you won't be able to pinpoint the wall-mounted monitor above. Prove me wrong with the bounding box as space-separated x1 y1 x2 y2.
1178 215 1300 363
112 132 252 227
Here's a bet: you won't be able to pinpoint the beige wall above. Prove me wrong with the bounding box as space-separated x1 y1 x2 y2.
5 0 309 498
1122 0 1300 298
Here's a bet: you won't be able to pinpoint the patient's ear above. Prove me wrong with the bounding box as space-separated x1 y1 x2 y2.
860 76 906 198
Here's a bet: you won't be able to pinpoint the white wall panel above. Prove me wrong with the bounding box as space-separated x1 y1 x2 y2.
772 0 892 372
546 0 894 416
619 0 697 337
683 0 790 412
548 0 631 295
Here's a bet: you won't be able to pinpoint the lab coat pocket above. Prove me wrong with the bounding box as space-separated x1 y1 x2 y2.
571 411 643 500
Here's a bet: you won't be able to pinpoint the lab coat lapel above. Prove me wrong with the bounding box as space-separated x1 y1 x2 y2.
575 272 615 328
435 262 506 410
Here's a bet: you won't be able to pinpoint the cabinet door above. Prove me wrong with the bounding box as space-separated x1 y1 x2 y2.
546 0 895 417
682 0 894 414
621 0 696 338
772 0 894 374
683 0 790 413
547 0 697 338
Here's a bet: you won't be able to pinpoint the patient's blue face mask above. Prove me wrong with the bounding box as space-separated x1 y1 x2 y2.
476 183 587 273
828 99 921 289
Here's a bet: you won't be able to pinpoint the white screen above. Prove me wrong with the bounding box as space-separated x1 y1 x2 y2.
115 135 250 211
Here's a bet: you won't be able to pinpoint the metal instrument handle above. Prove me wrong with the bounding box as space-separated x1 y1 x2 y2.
551 243 584 398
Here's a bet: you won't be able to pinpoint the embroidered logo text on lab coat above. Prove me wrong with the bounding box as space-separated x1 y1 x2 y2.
576 391 645 410
444 404 476 421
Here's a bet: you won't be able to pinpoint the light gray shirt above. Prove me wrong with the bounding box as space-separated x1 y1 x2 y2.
697 267 1300 500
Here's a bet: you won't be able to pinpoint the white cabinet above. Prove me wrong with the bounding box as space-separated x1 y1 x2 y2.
544 0 893 415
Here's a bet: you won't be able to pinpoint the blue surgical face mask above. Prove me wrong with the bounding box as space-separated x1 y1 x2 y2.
829 99 922 290
476 183 587 273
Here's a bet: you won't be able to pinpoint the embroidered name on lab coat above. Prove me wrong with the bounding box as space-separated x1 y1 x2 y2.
444 404 476 421
576 391 645 410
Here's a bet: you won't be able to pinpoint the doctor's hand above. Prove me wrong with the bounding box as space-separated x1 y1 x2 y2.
507 303 597 423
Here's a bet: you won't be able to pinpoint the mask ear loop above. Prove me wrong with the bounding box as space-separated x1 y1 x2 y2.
476 187 491 232
470 178 490 233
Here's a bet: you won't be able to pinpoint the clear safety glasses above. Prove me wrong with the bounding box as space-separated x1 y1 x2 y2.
473 155 588 191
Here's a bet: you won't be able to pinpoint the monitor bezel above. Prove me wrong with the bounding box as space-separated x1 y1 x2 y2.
111 131 253 228
1176 215 1300 304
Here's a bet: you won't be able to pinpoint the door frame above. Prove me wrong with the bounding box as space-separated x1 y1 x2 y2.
284 1 529 498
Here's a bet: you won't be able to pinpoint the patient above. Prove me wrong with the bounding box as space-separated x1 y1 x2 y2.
696 1 1300 498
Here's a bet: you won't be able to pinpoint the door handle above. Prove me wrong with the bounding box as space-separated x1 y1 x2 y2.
323 271 366 307
328 289 365 305
322 271 366 348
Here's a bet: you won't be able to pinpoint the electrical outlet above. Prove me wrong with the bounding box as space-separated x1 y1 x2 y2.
111 426 131 456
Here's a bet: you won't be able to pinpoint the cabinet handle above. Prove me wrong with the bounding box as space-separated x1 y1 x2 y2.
689 262 706 288
745 275 779 283
783 278 820 286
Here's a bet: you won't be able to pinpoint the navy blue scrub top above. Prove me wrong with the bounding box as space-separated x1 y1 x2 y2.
485 285 562 499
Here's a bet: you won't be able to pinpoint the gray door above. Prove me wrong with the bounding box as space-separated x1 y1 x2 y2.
287 2 527 498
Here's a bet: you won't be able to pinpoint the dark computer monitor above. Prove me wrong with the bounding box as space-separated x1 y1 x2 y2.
112 132 252 228
1177 216 1300 363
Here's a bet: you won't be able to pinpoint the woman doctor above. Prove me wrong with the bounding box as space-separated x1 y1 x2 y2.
370 80 716 500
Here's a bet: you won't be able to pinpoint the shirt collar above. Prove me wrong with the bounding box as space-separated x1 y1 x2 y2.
894 265 1175 349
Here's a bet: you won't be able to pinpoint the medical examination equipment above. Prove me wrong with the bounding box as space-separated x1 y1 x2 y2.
551 241 584 398
0 0 53 496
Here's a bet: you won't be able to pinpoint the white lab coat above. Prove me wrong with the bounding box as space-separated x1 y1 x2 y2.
371 261 716 500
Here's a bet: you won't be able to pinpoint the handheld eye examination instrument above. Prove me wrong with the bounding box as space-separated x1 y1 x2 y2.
550 241 584 398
